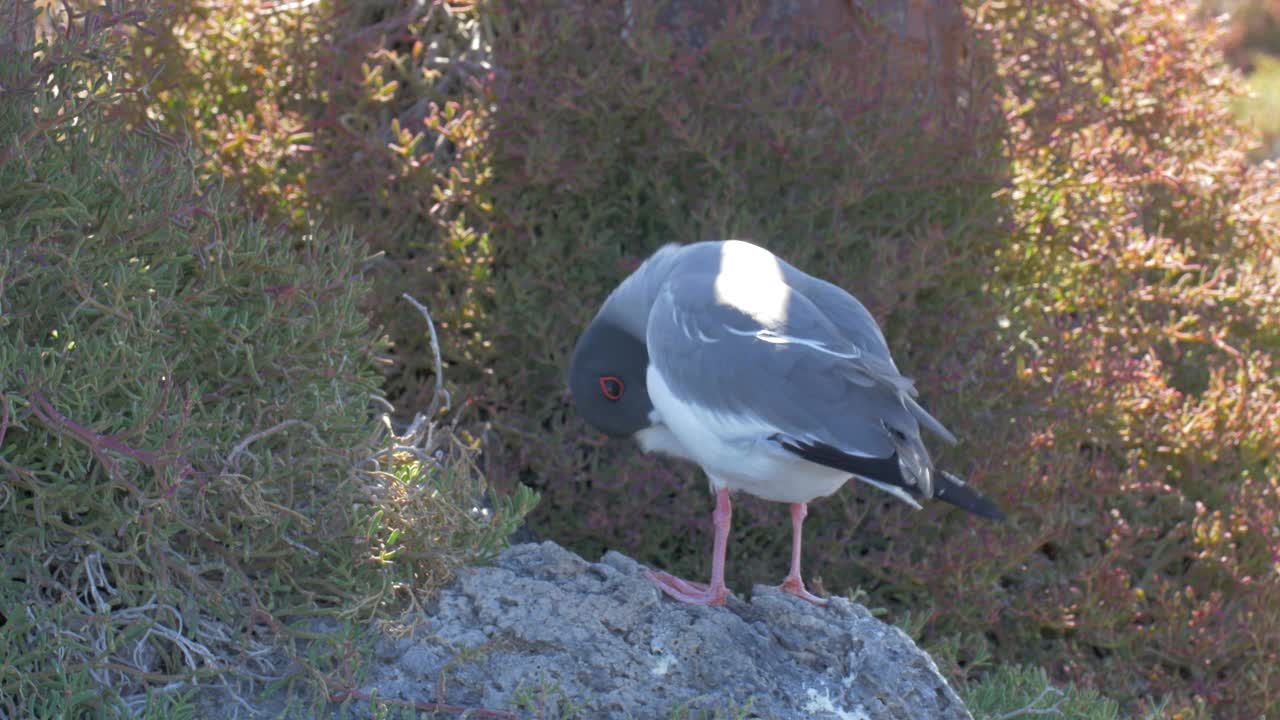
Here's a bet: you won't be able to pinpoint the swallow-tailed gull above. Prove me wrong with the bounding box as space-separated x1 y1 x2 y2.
569 240 1005 607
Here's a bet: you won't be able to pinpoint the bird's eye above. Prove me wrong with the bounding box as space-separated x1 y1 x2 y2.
599 376 624 401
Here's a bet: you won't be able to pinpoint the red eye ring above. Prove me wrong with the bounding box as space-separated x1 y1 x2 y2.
599 376 624 401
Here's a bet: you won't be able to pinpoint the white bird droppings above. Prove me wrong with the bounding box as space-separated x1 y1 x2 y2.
802 687 870 720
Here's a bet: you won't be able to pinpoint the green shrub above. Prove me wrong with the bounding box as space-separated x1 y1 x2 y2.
964 665 1125 720
977 0 1280 715
125 0 502 415
0 7 531 716
124 0 325 226
305 1 500 411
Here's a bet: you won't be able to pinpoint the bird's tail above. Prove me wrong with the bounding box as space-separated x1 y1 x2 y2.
777 435 1006 521
932 470 1006 520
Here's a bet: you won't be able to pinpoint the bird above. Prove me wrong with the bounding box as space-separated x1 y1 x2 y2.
568 239 1005 607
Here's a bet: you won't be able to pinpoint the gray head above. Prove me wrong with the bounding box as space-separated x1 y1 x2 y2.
568 317 654 438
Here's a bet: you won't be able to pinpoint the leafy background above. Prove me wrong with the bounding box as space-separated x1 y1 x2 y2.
3 0 1279 717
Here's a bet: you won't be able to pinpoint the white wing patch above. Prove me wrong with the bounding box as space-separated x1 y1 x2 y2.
669 289 723 344
682 316 720 343
853 476 925 510
724 326 862 359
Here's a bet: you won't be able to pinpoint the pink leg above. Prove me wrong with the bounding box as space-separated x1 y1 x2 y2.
777 503 828 606
647 486 732 606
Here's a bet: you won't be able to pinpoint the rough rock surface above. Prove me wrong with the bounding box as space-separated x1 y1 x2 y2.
355 541 971 719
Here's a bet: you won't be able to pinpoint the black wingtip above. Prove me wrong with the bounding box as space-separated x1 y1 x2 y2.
777 437 1008 520
935 472 1007 521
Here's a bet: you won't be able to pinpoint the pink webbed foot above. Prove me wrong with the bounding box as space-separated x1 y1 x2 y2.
647 486 734 607
776 502 829 606
646 570 731 607
777 575 829 606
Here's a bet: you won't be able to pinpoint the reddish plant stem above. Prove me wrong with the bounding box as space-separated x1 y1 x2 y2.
27 391 165 468
0 394 10 449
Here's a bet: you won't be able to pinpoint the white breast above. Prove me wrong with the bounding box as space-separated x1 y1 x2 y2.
638 365 852 504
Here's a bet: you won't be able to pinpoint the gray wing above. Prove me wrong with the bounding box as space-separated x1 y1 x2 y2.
647 270 939 496
776 260 895 365
776 257 958 445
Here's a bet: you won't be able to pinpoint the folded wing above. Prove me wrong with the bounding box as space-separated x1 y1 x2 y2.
647 266 1002 520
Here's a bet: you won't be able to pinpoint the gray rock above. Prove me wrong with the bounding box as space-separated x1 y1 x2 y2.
351 541 971 720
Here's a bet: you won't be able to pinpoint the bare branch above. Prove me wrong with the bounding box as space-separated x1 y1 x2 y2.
224 419 320 470
402 292 452 417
